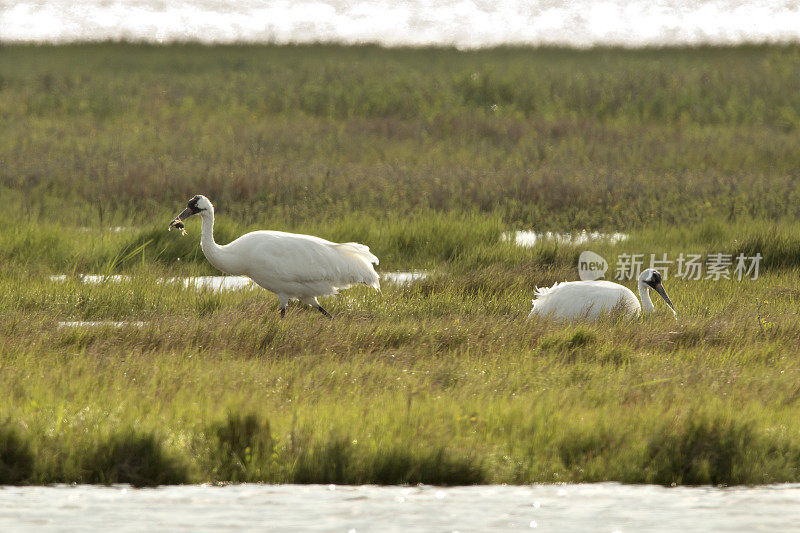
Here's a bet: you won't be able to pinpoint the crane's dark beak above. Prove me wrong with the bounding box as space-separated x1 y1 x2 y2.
168 207 193 234
652 282 677 319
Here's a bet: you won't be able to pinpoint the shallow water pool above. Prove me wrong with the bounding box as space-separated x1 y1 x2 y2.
1 483 798 532
51 272 429 290
502 230 629 248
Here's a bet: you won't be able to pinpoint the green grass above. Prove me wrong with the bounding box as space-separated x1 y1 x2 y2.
1 43 800 486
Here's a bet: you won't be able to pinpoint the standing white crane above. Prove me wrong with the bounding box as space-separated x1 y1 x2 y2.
168 195 380 318
528 268 676 321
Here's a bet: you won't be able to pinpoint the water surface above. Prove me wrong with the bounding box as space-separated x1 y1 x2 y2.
50 272 428 290
3 1 800 47
502 230 628 248
1 483 798 532
382 271 429 284
57 321 147 328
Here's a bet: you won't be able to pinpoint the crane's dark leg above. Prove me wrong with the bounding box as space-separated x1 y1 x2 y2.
301 297 333 318
278 296 289 319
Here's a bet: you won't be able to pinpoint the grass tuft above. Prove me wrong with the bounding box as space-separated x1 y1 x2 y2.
291 435 484 485
0 423 35 485
539 328 597 352
642 414 786 486
83 431 188 487
733 231 800 271
201 412 275 482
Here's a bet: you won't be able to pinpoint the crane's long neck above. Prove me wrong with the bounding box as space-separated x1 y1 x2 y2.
638 281 655 314
199 210 237 274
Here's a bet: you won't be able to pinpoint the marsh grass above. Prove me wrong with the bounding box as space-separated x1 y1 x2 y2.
2 264 800 485
0 423 35 485
82 431 189 487
3 44 800 228
200 412 276 482
2 44 800 486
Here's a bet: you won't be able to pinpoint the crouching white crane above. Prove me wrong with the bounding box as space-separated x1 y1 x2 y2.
168 195 380 318
528 268 676 321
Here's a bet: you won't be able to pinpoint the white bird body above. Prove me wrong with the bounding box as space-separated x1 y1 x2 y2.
528 279 641 320
171 195 379 317
528 269 675 321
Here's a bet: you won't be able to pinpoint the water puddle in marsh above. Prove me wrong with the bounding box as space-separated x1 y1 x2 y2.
167 276 255 291
50 274 130 284
1 483 798 532
79 226 135 233
57 321 147 328
382 271 429 284
51 272 429 290
502 230 629 247
50 274 256 291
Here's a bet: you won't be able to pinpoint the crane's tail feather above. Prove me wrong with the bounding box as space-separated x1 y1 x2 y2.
528 282 563 318
333 242 380 290
336 242 379 265
532 281 563 301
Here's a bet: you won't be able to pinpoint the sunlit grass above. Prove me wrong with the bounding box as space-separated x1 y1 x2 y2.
2 235 800 485
2 44 800 228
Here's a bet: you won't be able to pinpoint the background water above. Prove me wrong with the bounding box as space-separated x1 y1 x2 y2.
1 483 799 532
2 0 800 47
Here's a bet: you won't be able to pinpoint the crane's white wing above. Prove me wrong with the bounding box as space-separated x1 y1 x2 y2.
224 230 379 292
529 280 640 320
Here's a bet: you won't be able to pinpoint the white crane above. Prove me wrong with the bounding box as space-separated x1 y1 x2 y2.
528 268 676 321
168 195 380 318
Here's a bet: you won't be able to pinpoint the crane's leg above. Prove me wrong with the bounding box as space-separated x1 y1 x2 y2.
301 297 333 319
278 295 289 319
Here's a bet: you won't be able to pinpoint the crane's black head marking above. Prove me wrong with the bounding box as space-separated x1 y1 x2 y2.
169 195 207 231
642 268 677 317
187 195 205 214
645 270 662 289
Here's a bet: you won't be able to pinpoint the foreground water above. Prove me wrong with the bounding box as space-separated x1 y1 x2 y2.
50 271 429 291
3 0 800 47
1 483 799 532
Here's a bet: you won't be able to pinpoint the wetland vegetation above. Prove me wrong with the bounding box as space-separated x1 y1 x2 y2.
1 43 800 486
